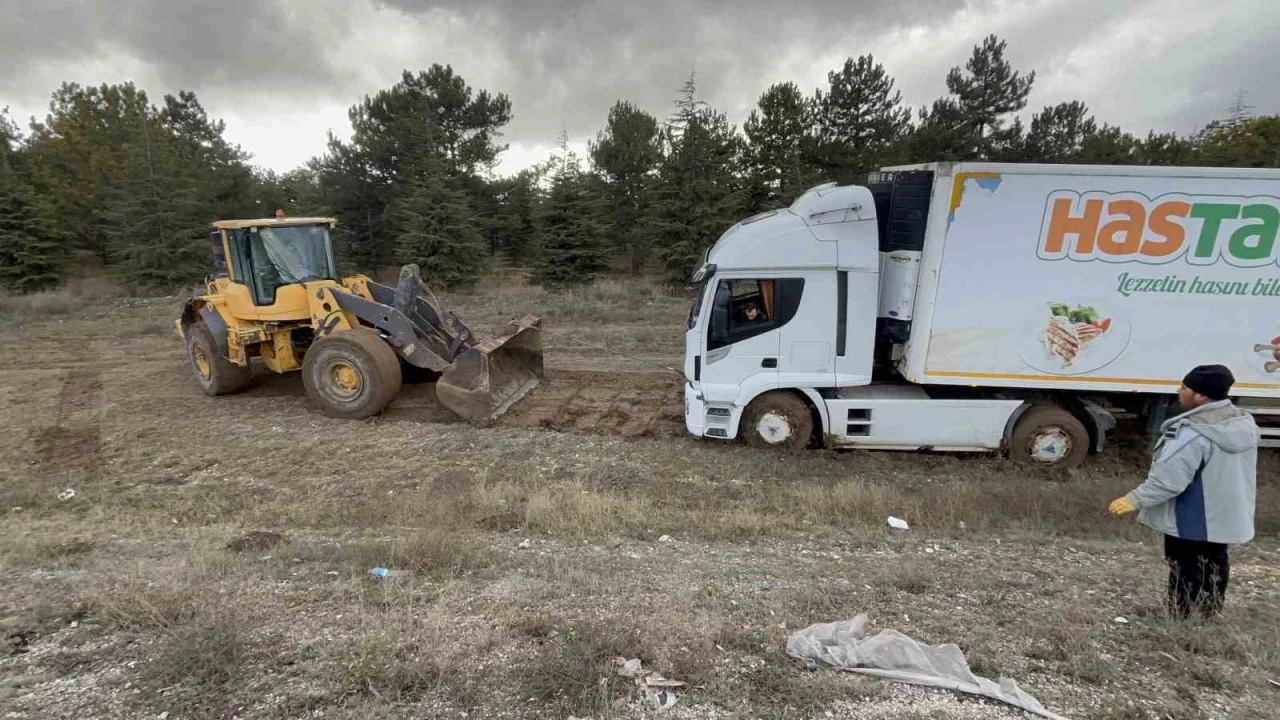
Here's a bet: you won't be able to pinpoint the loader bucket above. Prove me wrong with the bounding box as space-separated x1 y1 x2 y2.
436 314 545 425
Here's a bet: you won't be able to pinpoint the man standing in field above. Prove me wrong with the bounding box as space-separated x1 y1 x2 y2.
1109 365 1259 619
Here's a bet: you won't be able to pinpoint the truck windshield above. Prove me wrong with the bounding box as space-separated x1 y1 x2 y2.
254 226 335 284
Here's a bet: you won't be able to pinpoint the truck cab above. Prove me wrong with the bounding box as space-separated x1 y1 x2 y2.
685 183 881 445
684 180 1031 460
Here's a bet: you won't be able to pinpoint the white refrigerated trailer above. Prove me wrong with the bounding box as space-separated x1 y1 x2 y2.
683 162 1280 466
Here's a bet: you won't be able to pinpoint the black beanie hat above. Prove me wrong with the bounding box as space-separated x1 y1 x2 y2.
1183 364 1234 401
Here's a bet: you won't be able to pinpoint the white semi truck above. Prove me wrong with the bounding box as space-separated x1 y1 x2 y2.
683 162 1280 467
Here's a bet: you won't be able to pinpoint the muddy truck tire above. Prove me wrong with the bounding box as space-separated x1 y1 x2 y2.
186 321 252 396
302 327 402 419
1010 404 1090 469
742 391 814 451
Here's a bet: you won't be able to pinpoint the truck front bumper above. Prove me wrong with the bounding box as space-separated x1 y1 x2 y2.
685 383 739 440
685 383 705 437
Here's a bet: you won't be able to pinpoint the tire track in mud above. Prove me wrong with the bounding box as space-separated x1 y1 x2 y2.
35 368 104 480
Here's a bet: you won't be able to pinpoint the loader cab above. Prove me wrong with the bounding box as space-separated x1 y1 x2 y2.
212 217 338 307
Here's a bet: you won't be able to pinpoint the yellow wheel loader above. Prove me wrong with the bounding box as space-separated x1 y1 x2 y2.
175 216 543 424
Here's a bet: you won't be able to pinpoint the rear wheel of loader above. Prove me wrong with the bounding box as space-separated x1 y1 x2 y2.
302 327 402 419
185 322 251 396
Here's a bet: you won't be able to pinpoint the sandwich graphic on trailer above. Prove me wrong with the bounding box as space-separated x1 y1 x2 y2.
1256 336 1280 373
1040 303 1112 367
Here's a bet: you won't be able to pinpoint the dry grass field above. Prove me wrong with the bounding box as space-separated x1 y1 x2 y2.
1 275 1277 720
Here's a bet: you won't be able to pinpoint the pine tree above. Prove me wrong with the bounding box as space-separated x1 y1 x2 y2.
1196 116 1280 168
1136 131 1197 166
939 35 1035 159
318 65 512 269
1076 125 1140 164
590 101 663 272
100 103 212 286
812 56 910 183
910 98 971 161
1023 101 1098 162
0 161 69 293
744 82 821 209
531 132 610 288
653 74 746 284
391 147 488 289
492 168 543 264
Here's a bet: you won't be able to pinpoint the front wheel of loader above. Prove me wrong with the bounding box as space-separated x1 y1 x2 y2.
302 327 402 419
186 322 252 396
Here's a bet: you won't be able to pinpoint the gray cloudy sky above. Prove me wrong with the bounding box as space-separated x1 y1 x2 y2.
2 0 1276 175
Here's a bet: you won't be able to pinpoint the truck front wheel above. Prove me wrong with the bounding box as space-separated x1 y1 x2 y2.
1010 405 1090 469
741 392 813 451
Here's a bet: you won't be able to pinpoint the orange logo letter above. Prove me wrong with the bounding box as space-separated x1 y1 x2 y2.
1141 201 1190 257
1043 198 1103 255
1097 200 1145 255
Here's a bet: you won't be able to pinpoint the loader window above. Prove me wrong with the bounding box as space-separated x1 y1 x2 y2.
256 226 335 284
238 225 336 305
707 278 804 350
209 231 228 276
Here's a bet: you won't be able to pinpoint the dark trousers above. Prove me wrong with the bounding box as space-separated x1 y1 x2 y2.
1164 534 1229 619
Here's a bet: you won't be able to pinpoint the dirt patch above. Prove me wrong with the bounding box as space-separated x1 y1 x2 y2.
226 531 286 553
383 369 684 437
35 426 102 477
53 368 103 423
35 368 105 480
497 370 683 437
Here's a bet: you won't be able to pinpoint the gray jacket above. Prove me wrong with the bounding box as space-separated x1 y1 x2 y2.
1126 400 1258 545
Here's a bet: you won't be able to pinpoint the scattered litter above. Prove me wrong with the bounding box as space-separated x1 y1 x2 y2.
887 516 909 530
658 535 673 543
1268 678 1279 689
787 613 1070 720
925 547 935 554
755 578 780 591
226 531 285 552
1112 617 1128 624
326 571 339 577
57 488 76 501
368 567 412 579
69 621 78 629
612 656 686 710
518 539 532 549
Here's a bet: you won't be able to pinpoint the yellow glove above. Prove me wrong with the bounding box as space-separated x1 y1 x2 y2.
1109 496 1137 515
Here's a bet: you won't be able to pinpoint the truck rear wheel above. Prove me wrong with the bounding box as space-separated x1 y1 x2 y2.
742 392 813 451
185 322 252 396
1010 405 1089 468
302 327 402 419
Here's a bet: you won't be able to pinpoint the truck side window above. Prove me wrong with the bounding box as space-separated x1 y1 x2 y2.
708 278 804 350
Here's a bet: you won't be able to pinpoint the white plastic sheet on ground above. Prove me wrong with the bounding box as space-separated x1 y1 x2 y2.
786 614 1071 720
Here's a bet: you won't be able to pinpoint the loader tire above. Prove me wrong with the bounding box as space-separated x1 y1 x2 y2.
742 392 814 451
1010 404 1090 469
186 322 252 396
302 327 402 420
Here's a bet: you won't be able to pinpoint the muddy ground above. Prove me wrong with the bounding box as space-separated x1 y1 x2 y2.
1 279 1278 720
